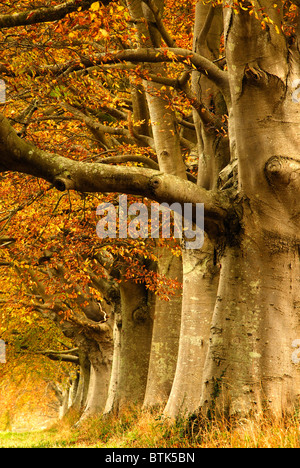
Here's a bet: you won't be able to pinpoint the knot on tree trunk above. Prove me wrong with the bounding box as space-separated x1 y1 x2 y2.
265 155 300 188
53 171 75 191
149 175 162 194
132 303 149 323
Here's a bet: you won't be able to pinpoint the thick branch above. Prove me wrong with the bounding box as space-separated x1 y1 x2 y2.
265 155 300 188
0 236 16 246
0 0 112 29
36 349 79 364
103 48 229 92
119 48 227 92
0 113 234 234
18 47 229 97
98 154 159 170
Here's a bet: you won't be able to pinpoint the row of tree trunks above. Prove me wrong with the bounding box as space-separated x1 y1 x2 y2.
64 0 299 422
143 249 182 408
61 252 183 420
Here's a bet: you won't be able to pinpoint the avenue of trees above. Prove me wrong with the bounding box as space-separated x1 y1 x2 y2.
0 0 299 423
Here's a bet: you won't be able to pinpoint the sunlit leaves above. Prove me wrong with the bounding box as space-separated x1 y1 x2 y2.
90 1 101 11
164 0 196 49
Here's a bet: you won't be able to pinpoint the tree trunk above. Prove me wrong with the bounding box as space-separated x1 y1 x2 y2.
199 3 300 417
81 327 113 417
143 247 182 407
201 227 300 417
131 84 151 138
59 387 70 419
71 352 90 412
192 2 230 190
162 2 225 419
106 279 153 411
104 306 122 414
164 239 219 418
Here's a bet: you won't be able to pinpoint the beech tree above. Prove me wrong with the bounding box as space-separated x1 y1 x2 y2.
0 0 299 420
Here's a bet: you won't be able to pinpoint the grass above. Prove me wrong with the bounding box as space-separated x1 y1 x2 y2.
0 407 300 448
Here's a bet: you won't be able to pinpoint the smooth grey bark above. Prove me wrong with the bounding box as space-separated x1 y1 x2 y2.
126 0 187 179
197 1 300 417
113 279 153 410
161 2 226 419
81 326 113 417
72 352 90 412
201 232 300 417
192 3 230 190
103 306 122 414
143 247 182 407
163 240 219 418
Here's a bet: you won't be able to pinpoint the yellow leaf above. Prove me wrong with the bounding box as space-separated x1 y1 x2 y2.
99 28 109 38
90 2 100 11
275 24 280 34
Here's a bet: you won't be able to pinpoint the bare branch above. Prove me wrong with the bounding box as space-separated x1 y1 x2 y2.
0 236 16 246
97 154 159 170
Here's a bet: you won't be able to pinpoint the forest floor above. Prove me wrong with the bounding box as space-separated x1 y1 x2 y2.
0 407 300 448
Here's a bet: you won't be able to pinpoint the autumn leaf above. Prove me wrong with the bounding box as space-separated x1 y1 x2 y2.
90 2 100 11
